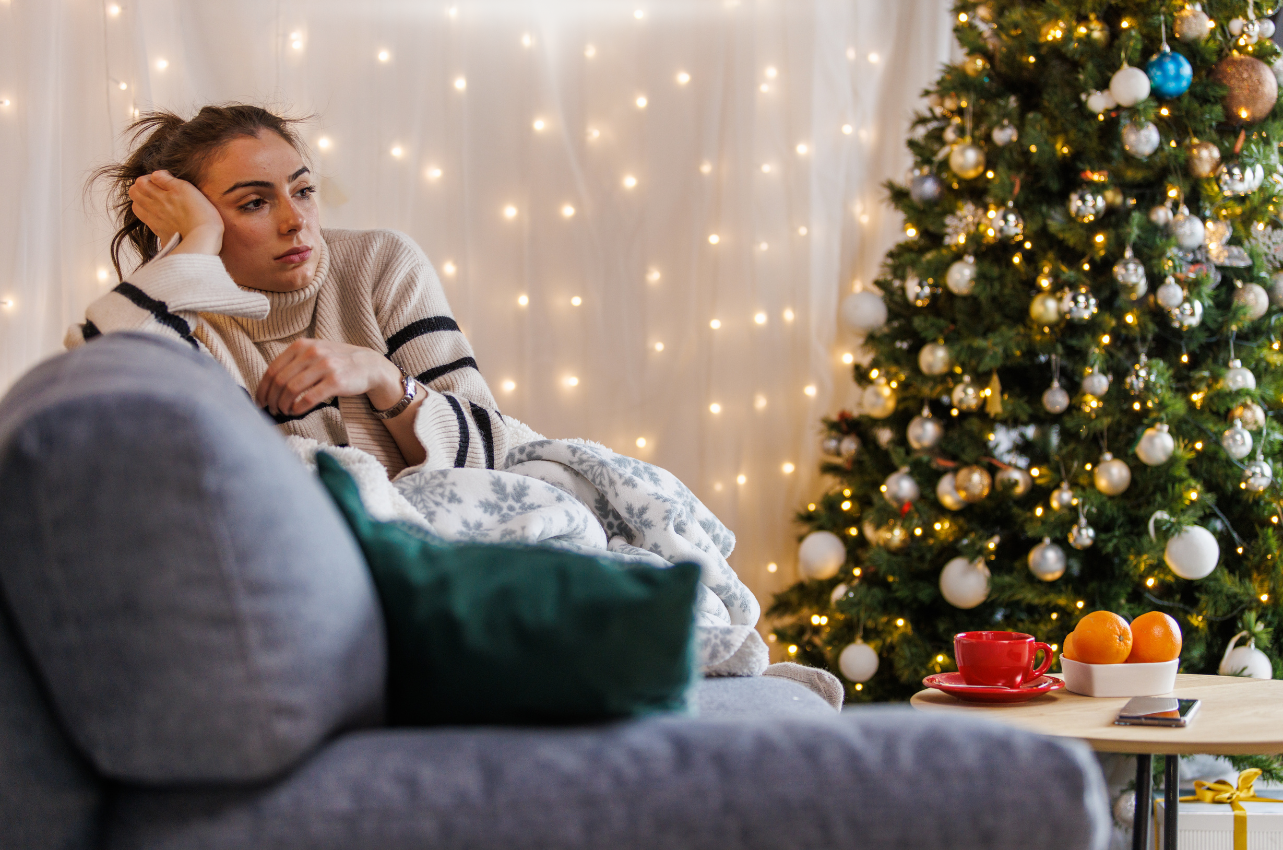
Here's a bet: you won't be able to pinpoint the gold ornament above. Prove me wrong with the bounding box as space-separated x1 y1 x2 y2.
1083 14 1110 46
949 141 986 180
1212 54 1279 124
1029 291 1061 324
1175 3 1211 43
954 465 993 503
963 55 989 77
1187 140 1222 178
1102 186 1125 208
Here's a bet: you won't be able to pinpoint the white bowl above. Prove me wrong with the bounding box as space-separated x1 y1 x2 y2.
1060 657 1179 698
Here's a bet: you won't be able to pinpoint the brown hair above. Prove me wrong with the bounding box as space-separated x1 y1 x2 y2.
93 104 310 278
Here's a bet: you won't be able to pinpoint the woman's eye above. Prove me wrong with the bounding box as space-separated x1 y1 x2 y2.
241 198 266 211
296 185 318 200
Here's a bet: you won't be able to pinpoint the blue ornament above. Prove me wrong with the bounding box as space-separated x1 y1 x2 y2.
1147 48 1193 99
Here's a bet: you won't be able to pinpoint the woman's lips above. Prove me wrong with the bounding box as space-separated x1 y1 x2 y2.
275 247 312 263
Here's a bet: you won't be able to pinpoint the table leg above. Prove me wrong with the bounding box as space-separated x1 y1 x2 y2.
1164 755 1179 850
1133 754 1152 850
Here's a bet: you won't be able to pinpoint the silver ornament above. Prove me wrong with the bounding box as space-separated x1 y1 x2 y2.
1068 516 1097 549
1243 459 1274 493
1230 16 1247 36
1149 204 1174 226
1029 292 1061 324
1175 3 1210 42
1220 161 1266 196
1126 354 1151 394
1060 285 1098 322
1242 18 1262 42
918 341 953 376
1225 360 1257 391
1233 282 1270 322
1094 452 1132 496
862 380 897 419
905 274 937 307
910 173 944 203
1112 245 1148 300
1222 419 1254 460
946 256 977 295
954 464 992 503
949 142 986 180
1027 537 1067 581
840 434 862 459
1136 423 1175 466
875 427 894 449
1171 298 1204 329
1050 482 1076 511
907 409 944 450
991 121 1018 146
1122 120 1161 158
1068 188 1107 223
1081 369 1111 397
936 472 967 510
995 466 1032 497
1171 205 1205 250
821 435 842 456
993 202 1024 241
952 375 983 412
1231 401 1266 431
1155 276 1185 309
1042 381 1070 414
882 467 920 508
841 291 887 333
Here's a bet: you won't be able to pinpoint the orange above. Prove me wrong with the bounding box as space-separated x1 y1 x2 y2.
1061 632 1079 662
1071 611 1133 664
1126 611 1182 663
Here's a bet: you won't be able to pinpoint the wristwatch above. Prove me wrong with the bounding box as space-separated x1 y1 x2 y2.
370 367 419 420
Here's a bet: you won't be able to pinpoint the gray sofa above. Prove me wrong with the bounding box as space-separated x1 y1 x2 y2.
0 333 1111 850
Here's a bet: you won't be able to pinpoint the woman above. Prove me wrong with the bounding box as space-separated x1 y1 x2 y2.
71 104 517 476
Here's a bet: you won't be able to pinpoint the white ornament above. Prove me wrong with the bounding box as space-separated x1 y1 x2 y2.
991 121 1018 146
841 291 887 333
1156 276 1185 309
939 556 990 609
1222 419 1254 460
1233 283 1270 322
1261 19 1277 39
1219 632 1273 679
882 467 920 508
1027 537 1067 581
1171 206 1205 250
1136 423 1175 466
1110 64 1151 107
907 409 944 450
918 342 953 376
936 472 966 511
1149 511 1219 580
1094 452 1131 496
1171 298 1204 329
1042 381 1070 414
829 583 849 605
1086 89 1117 114
1225 360 1257 391
797 530 846 580
1122 121 1161 158
838 640 880 682
1081 369 1110 397
862 380 897 419
946 256 977 295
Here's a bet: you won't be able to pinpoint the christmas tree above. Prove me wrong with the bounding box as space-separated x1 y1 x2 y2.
769 0 1283 713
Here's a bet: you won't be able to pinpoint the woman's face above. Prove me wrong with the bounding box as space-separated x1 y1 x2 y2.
197 131 322 293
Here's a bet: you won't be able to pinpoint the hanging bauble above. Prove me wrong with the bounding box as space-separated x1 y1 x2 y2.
995 466 1033 498
1262 19 1277 39
1027 538 1067 581
905 274 937 307
1081 369 1111 397
862 379 897 419
946 256 977 295
1231 401 1266 431
1187 140 1222 178
949 141 986 180
881 523 909 551
1232 17 1261 43
993 202 1024 241
1084 14 1110 46
1220 632 1274 679
874 427 893 448
1112 245 1148 300
1170 298 1204 329
830 583 849 606
840 434 861 459
910 172 944 203
1067 187 1107 222
936 473 967 511
1222 419 1254 460
840 290 887 333
954 465 992 503
1211 55 1279 124
1136 423 1175 466
1225 360 1258 391
939 556 990 609
907 410 944 450
1050 481 1076 512
1103 186 1126 208
1122 120 1161 158
918 341 953 376
882 467 920 508
1110 63 1151 107
1042 380 1070 414
962 54 989 78
1243 459 1273 493
1149 203 1174 226
1171 206 1205 249
991 121 1018 146
1146 47 1193 99
1218 160 1265 196
797 530 846 580
1086 89 1118 114
821 434 842 456
1068 516 1096 550
1155 276 1185 310
1127 354 1151 395
1060 285 1098 322
1029 292 1062 324
943 122 962 145
1233 282 1270 322
1175 3 1210 42
1093 452 1132 496
838 641 879 683
952 375 983 412
1150 511 1218 580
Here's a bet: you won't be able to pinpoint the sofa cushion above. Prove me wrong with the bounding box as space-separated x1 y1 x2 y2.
105 696 1110 850
0 333 386 784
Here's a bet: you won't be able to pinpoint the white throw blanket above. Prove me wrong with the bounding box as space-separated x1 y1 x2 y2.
289 435 769 677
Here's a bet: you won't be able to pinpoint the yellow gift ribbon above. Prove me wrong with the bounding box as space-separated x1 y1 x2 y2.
1179 769 1283 850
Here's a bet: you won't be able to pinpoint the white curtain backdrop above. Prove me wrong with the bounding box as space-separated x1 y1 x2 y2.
0 0 953 614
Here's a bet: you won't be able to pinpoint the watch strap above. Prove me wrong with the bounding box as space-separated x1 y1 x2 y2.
370 369 419 420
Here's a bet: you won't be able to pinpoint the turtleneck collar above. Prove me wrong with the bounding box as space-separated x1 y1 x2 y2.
232 235 332 342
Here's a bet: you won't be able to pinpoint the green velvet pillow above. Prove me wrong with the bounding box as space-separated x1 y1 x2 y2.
316 452 700 725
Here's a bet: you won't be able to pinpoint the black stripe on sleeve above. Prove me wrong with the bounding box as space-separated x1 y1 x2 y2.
265 397 340 424
445 395 471 468
113 282 199 350
468 401 495 469
385 316 461 357
81 320 101 341
416 356 478 386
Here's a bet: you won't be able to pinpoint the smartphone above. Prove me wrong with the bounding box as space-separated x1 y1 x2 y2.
1114 697 1201 727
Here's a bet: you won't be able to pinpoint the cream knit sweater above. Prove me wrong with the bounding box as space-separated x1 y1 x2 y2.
67 228 520 477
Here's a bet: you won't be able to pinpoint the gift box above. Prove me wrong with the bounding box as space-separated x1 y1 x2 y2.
1154 775 1283 850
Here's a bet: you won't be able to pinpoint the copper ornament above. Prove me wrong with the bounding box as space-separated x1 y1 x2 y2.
1211 54 1279 124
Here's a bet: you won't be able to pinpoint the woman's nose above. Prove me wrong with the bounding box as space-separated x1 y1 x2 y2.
279 200 305 233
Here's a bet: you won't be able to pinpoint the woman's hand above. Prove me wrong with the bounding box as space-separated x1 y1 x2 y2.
128 170 224 256
257 339 405 417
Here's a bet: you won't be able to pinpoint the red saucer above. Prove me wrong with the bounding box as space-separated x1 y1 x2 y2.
922 673 1065 704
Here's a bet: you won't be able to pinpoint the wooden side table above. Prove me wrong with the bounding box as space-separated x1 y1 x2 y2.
911 674 1283 850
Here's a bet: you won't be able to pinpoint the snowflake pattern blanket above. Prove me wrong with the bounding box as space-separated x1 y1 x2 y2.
290 436 769 677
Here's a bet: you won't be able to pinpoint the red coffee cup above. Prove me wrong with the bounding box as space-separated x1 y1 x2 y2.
954 631 1053 689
